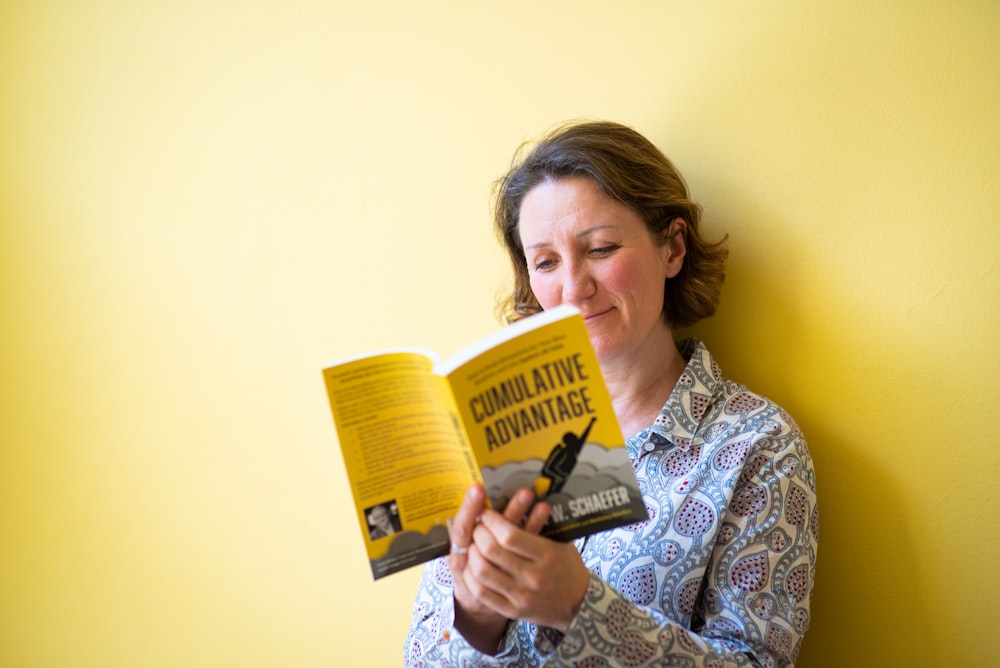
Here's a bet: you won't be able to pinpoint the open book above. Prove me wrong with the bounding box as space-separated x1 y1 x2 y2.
322 305 647 579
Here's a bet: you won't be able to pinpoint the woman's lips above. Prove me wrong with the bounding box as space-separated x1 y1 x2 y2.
582 307 613 322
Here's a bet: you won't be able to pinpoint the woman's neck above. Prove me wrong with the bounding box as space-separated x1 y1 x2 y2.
602 331 687 439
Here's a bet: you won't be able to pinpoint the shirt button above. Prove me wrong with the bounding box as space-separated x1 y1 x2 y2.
643 442 656 452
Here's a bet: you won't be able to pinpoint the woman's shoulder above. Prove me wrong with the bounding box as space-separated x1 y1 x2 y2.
682 338 808 445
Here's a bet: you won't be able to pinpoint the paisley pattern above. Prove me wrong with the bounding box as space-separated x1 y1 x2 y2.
404 340 818 667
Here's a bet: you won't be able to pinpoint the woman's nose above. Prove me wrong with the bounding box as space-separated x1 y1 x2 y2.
562 261 597 303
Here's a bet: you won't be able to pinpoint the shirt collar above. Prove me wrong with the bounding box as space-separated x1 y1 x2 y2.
628 338 723 457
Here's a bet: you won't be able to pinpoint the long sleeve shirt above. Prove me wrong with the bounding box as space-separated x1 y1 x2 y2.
404 339 818 667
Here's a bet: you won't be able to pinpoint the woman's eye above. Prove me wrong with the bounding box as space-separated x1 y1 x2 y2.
591 244 621 257
532 258 557 272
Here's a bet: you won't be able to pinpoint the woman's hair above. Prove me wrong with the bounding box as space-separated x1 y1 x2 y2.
493 120 729 328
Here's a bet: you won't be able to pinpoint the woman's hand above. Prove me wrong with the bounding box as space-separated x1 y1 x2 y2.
447 484 549 653
464 500 591 634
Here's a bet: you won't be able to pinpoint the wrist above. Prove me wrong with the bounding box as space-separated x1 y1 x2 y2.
453 598 509 655
552 565 590 633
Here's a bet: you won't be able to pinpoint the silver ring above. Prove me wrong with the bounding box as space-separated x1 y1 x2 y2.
451 543 468 555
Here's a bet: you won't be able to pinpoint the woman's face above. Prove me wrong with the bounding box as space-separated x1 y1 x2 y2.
518 176 683 365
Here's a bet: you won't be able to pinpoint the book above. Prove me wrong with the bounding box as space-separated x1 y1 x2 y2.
322 304 648 580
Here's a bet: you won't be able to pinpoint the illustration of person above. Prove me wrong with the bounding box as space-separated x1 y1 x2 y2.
534 416 596 498
367 502 401 540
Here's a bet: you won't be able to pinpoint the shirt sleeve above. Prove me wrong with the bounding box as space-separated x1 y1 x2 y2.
539 430 818 667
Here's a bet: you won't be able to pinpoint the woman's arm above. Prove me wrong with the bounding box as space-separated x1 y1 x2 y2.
452 487 552 650
540 430 818 667
403 485 552 666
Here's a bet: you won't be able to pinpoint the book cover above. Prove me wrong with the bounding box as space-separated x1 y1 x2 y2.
322 305 647 579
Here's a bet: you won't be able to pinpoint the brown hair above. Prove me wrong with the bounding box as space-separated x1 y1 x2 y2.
494 120 729 328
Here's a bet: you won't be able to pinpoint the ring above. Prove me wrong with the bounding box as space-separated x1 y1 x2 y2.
451 543 468 555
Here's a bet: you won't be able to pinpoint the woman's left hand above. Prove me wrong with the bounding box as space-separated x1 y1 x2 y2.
462 501 592 633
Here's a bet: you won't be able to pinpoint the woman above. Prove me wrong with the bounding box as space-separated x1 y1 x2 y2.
405 121 818 667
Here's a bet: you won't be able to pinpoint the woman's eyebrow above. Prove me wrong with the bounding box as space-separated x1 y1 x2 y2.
575 224 616 239
524 224 617 250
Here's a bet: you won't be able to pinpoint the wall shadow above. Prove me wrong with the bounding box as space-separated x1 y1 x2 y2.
675 184 937 666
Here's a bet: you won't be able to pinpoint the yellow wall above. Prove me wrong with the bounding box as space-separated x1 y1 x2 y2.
2 2 997 665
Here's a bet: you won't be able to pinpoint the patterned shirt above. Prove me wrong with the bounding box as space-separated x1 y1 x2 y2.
404 339 818 667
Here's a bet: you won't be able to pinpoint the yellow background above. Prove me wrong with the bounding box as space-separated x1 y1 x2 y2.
1 2 997 666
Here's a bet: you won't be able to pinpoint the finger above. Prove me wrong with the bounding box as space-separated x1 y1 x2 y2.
449 484 486 556
501 487 536 525
475 510 547 563
463 531 545 621
458 568 516 622
522 500 551 534
466 529 520 590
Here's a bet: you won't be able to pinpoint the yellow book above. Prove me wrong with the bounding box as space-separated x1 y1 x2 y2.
322 305 647 580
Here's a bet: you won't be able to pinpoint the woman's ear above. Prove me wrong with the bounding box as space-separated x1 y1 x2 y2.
662 217 687 278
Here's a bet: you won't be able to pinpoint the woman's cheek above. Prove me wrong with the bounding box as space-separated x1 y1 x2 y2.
529 275 558 309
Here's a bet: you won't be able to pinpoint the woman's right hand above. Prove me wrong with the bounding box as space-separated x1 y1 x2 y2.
447 484 549 654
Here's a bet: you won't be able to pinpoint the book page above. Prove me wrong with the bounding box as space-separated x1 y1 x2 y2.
323 352 479 579
442 309 648 542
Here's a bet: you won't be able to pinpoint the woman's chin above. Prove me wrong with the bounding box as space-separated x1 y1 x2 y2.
588 335 623 365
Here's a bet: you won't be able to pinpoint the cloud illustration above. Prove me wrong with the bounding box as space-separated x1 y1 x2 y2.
369 525 450 579
481 443 636 509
